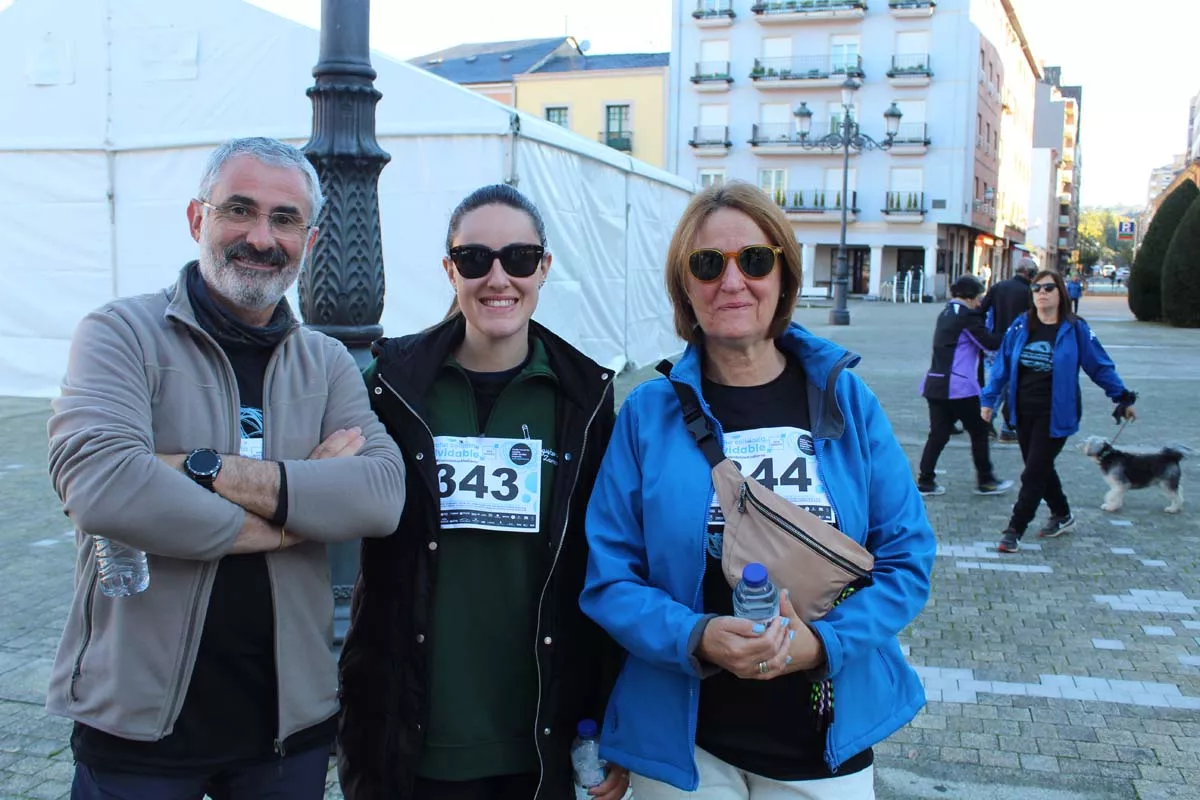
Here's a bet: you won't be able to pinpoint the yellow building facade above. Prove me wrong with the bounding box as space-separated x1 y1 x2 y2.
515 57 669 169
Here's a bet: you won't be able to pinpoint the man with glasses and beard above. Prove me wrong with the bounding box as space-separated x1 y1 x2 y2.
46 137 405 799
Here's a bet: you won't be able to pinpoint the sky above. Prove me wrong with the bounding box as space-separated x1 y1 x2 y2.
2 0 1194 208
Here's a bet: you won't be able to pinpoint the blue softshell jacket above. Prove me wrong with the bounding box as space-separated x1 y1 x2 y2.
580 324 936 790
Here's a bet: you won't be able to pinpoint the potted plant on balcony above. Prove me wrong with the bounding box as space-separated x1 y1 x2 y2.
750 62 765 79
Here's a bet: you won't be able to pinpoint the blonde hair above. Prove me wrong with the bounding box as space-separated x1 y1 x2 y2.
665 182 802 344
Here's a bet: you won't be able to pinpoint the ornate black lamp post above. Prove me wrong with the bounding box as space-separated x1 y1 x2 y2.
793 79 902 326
300 0 391 644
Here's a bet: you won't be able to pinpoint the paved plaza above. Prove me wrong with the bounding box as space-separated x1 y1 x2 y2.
0 293 1196 799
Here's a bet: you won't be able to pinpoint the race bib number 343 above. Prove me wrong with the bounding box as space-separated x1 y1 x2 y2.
434 435 542 533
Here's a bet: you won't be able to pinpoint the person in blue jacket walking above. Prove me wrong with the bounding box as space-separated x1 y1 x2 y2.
1065 273 1083 315
981 269 1137 553
580 182 936 799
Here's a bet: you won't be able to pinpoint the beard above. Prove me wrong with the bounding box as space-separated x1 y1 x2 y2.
197 233 303 313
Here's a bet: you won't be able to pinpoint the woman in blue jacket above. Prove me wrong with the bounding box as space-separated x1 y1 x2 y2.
580 182 936 799
981 269 1137 553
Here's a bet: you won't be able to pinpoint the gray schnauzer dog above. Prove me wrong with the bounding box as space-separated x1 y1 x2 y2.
1080 436 1191 514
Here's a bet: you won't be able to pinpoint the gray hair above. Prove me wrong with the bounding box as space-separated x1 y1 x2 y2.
197 137 325 221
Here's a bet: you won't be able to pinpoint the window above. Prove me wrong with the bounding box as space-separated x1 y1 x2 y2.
758 169 787 200
699 103 729 128
828 101 856 135
699 169 726 189
896 30 930 56
823 168 856 208
545 107 569 127
606 105 631 135
700 40 731 65
830 35 860 73
762 37 792 60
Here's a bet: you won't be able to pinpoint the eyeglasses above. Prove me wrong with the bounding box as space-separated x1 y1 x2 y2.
197 199 311 240
1031 283 1058 294
687 245 782 283
449 244 546 279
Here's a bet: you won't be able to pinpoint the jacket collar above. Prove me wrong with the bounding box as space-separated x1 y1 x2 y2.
669 323 860 440
371 314 611 415
163 262 300 336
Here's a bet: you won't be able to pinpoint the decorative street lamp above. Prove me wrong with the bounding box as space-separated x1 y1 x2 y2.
301 0 391 645
793 79 902 325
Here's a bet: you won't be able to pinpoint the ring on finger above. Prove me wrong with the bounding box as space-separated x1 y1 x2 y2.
757 660 770 675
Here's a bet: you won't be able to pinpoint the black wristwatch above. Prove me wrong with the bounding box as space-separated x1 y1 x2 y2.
184 448 222 491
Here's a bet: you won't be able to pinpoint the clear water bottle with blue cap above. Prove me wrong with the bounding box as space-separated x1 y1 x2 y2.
93 536 150 598
571 718 607 799
732 562 779 623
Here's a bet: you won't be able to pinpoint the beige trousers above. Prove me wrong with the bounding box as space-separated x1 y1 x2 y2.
629 746 875 800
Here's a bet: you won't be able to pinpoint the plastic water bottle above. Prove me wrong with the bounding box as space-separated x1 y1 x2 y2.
571 719 607 800
732 562 779 623
93 537 150 598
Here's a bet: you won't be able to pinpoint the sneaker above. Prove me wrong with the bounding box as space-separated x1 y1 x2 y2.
997 529 1021 553
998 430 1019 444
975 478 1014 496
917 480 946 497
1038 514 1076 538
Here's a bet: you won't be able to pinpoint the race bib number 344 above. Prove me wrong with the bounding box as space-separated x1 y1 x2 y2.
434 435 542 533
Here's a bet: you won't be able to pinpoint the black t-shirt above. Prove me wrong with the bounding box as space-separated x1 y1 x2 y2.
73 340 334 774
695 353 872 780
1017 322 1058 413
462 353 529 432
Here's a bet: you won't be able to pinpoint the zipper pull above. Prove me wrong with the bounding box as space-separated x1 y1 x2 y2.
273 737 287 758
738 481 748 513
522 424 531 440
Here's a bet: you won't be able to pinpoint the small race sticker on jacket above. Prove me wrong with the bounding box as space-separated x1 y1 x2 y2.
433 435 542 533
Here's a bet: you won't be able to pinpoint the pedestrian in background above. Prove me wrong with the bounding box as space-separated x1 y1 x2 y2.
917 274 1013 498
1066 273 1083 314
982 270 1138 554
979 257 1036 442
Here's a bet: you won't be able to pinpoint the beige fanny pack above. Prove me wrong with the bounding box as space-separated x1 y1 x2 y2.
659 361 874 622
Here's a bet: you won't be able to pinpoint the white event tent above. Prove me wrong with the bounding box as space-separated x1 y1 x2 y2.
0 0 694 397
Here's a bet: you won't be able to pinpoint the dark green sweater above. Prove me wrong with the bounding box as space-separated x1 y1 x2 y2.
417 339 559 781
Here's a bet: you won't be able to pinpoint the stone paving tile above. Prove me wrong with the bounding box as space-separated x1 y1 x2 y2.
2 297 1198 799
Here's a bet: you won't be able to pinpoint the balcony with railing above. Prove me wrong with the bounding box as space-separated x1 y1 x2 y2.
749 122 862 155
889 122 930 155
776 188 859 222
689 125 733 155
973 199 997 219
751 55 864 89
882 191 927 223
888 0 935 17
1058 214 1071 226
887 54 932 87
691 61 734 92
692 0 736 25
750 0 867 24
599 131 633 152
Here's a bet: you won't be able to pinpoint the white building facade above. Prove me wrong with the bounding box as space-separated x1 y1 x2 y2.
670 0 1042 298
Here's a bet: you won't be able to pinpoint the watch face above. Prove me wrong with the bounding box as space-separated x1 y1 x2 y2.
187 449 222 477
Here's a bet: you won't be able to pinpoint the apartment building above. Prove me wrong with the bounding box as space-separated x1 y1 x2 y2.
1027 67 1082 272
669 0 1041 298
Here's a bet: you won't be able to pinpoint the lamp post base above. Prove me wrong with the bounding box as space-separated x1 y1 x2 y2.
828 307 851 326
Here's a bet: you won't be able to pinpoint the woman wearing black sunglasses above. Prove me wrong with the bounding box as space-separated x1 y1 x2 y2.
338 184 628 800
580 182 935 799
981 269 1137 553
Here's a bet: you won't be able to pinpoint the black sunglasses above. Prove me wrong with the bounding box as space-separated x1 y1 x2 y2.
1031 282 1058 294
688 245 782 283
449 244 545 279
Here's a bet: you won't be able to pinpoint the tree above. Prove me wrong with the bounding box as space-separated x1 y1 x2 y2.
1161 194 1200 327
1129 180 1198 321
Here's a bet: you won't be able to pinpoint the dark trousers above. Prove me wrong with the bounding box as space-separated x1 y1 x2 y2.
1008 406 1070 535
413 772 540 800
919 396 995 482
1071 297 1080 314
71 746 329 800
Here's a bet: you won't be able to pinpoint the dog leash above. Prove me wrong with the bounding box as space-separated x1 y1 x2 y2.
1110 418 1130 447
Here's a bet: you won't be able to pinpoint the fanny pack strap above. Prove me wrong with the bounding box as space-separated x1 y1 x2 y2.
656 360 725 468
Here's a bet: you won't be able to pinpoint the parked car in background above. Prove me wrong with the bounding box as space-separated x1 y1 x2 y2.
1100 264 1117 278
1116 267 1131 281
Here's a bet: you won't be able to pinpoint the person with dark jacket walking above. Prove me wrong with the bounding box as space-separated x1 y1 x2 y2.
917 275 1013 497
337 185 628 800
979 258 1036 441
